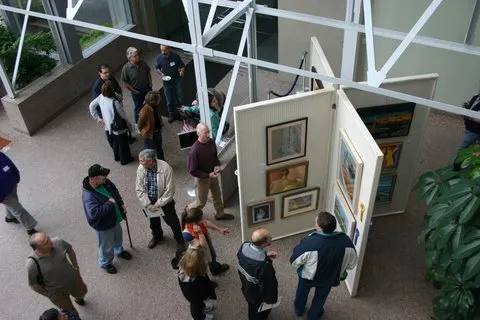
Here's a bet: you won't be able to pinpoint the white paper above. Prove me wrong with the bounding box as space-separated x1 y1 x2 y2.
142 208 164 218
258 296 282 312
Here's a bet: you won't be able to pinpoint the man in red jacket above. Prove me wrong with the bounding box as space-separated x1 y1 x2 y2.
0 152 37 234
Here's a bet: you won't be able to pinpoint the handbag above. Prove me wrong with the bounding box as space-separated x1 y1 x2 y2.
110 99 128 132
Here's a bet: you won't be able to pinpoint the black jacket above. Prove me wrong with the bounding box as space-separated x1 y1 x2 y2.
81 177 124 231
464 94 480 134
178 271 217 304
237 242 278 305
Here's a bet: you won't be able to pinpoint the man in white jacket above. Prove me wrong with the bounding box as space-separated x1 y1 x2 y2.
136 149 186 264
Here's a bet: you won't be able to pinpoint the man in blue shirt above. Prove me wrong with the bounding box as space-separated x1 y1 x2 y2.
155 45 185 123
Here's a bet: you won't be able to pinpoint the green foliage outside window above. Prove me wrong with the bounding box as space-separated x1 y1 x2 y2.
79 23 113 49
0 25 56 89
414 145 480 319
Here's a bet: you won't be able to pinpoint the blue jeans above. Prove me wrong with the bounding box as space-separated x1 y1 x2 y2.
143 130 165 161
164 80 183 117
96 223 124 267
131 87 152 123
294 278 332 320
460 130 480 148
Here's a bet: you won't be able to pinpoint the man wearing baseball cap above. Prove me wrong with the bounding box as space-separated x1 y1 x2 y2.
82 164 132 274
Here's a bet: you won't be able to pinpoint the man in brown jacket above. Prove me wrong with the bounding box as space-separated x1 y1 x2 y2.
137 91 165 161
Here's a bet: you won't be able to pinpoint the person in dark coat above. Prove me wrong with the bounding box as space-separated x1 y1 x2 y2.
237 228 278 320
178 244 217 320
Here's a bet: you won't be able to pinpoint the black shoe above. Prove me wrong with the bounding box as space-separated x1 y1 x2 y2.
74 298 85 306
168 117 175 123
117 250 132 260
171 256 180 270
211 264 230 276
128 136 137 144
148 236 163 249
120 157 135 165
27 228 38 235
210 280 218 289
5 217 19 224
102 264 117 274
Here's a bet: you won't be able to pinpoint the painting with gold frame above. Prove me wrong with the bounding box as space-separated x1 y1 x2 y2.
266 161 309 196
281 187 320 219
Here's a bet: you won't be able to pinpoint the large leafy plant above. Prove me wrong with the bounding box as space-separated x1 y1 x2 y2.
415 145 480 319
0 25 57 89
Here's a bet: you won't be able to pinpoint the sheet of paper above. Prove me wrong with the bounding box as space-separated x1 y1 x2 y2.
258 296 282 312
142 208 164 218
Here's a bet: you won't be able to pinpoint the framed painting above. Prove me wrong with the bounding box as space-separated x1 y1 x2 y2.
247 199 275 226
266 117 308 165
267 161 309 196
376 173 397 203
281 187 320 219
334 186 356 239
310 66 324 91
337 129 363 213
379 142 403 170
357 102 416 139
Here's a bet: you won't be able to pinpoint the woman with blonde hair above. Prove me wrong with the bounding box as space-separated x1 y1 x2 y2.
137 91 165 160
178 245 217 320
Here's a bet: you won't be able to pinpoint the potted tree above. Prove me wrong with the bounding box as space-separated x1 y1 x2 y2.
415 145 480 319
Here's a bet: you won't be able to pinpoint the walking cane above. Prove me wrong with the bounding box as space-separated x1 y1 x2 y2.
124 214 133 248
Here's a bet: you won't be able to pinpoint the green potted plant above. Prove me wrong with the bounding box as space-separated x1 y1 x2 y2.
0 25 57 89
415 144 480 319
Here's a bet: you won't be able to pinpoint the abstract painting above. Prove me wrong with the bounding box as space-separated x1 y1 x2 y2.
337 129 363 214
267 161 309 196
266 117 308 165
376 174 397 203
281 187 320 219
334 186 356 239
357 102 416 139
247 199 275 226
379 142 403 170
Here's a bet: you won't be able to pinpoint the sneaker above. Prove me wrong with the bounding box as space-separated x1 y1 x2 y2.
102 264 117 274
214 213 234 220
211 264 229 276
117 250 132 260
27 228 38 235
5 217 19 224
74 298 85 306
148 236 163 249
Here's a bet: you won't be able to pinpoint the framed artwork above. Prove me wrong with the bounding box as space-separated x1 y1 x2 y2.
357 102 416 139
310 66 324 91
334 186 356 239
247 199 275 226
266 117 308 165
379 142 403 170
376 174 397 203
281 187 320 219
337 129 363 213
266 161 309 196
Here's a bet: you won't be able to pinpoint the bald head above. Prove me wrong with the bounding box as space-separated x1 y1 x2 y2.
251 228 272 248
30 232 52 253
196 122 211 143
160 45 171 56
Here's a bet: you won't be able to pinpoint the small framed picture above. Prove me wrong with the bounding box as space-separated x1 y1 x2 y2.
376 174 397 203
266 161 309 196
281 187 320 219
247 200 275 226
379 142 402 170
266 117 308 165
334 186 356 239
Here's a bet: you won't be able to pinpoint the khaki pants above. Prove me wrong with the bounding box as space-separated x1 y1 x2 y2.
188 177 223 215
49 270 88 316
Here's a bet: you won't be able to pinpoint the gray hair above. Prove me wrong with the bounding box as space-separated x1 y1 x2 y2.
196 122 208 134
126 47 138 59
138 149 156 161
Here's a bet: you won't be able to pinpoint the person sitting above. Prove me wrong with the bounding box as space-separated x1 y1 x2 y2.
181 207 230 276
178 245 217 320
180 88 229 139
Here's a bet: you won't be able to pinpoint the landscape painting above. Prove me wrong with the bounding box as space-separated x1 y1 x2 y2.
376 174 397 203
334 186 356 239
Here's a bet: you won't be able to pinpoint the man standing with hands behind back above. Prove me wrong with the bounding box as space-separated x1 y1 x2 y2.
187 123 234 221
237 228 278 320
155 45 185 123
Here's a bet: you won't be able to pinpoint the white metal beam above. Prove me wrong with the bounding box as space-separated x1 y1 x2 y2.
202 0 250 45
215 8 252 144
363 0 377 86
66 0 85 20
340 0 362 80
203 0 218 34
465 0 480 44
0 61 15 98
368 0 444 87
11 0 32 89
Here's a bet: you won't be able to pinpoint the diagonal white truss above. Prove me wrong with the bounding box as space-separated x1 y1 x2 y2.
203 0 218 34
11 0 32 89
0 0 480 124
66 0 85 20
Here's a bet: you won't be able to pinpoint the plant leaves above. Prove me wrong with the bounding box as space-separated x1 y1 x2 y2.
452 239 480 259
436 224 457 250
426 185 440 206
463 253 480 281
459 196 480 224
436 186 472 204
452 225 465 251
464 229 480 243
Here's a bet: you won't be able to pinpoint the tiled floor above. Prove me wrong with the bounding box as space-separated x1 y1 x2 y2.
0 50 465 319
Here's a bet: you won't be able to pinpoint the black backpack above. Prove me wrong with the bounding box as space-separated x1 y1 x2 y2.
110 99 127 132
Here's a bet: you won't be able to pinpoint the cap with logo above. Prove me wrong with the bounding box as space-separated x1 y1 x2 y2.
88 164 110 177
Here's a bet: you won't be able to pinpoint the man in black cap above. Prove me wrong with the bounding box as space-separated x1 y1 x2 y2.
82 164 132 274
